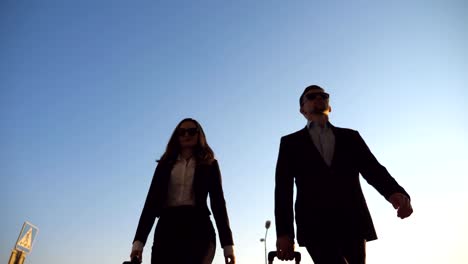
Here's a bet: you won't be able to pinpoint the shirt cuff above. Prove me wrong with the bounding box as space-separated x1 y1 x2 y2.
223 245 234 257
132 240 144 251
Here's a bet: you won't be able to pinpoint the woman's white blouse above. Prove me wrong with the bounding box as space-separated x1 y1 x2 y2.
166 156 196 207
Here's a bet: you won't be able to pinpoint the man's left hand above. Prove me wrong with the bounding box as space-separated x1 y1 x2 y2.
389 192 413 219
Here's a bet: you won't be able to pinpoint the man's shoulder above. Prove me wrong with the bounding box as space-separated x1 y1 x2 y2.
331 125 363 142
281 128 306 141
280 125 360 142
332 125 358 134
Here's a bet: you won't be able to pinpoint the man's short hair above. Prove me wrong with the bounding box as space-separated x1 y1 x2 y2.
299 85 324 106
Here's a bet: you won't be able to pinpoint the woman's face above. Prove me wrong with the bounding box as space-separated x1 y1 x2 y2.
177 121 199 149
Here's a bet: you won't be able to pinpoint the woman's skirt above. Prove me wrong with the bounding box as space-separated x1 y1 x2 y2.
151 206 216 264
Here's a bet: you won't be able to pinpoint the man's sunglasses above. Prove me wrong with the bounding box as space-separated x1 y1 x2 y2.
177 127 199 137
305 92 329 101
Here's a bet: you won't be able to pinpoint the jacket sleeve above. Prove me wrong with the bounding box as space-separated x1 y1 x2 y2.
208 160 234 247
133 164 160 245
275 137 295 239
353 131 410 200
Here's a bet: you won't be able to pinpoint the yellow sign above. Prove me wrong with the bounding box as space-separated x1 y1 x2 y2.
15 222 38 254
17 227 33 250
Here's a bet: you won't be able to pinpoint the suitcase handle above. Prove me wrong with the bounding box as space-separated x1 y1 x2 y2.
268 251 301 263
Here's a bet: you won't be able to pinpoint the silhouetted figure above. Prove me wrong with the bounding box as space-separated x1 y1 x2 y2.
274 85 413 264
130 118 235 264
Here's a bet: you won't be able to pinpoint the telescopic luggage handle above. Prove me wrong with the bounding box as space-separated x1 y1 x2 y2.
268 251 301 264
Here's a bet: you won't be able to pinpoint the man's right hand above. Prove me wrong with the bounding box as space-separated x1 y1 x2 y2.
276 235 295 261
129 249 142 263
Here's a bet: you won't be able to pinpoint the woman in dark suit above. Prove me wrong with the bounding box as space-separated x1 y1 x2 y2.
130 118 235 264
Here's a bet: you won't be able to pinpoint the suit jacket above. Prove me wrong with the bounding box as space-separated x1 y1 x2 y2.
275 124 410 245
133 159 234 247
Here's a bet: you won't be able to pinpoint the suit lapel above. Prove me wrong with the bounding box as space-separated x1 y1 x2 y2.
153 162 173 209
192 163 208 202
301 124 344 168
192 164 201 197
299 127 329 167
329 125 342 168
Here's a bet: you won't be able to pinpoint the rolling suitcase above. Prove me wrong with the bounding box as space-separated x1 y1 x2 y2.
268 251 301 264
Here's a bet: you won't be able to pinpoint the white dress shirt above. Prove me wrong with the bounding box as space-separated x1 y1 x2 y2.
307 121 335 166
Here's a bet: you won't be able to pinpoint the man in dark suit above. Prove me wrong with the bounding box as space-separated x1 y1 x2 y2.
274 85 413 264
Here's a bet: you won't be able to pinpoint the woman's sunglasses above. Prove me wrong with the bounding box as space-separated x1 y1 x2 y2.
177 127 199 137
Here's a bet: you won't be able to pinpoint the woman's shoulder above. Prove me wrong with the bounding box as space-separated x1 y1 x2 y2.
200 158 218 167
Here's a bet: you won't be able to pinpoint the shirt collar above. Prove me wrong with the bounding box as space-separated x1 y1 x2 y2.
307 121 331 130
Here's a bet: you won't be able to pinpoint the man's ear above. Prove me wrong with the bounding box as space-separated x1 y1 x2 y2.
328 105 332 113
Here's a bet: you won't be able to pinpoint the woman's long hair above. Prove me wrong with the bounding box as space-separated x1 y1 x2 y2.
158 118 215 165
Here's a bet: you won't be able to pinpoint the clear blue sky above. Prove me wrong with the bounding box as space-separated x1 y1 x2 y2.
1 1 467 263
